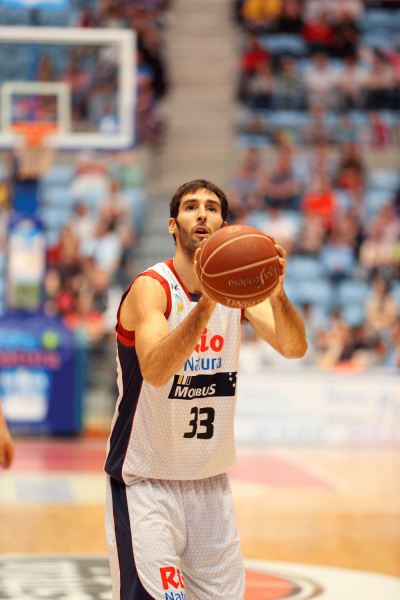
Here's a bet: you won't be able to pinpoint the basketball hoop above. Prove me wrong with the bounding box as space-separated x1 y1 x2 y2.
11 121 59 148
11 122 58 180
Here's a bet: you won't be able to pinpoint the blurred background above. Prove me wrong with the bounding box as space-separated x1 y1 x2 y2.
0 0 399 598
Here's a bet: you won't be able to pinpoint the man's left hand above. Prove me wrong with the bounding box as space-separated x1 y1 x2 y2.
266 235 287 299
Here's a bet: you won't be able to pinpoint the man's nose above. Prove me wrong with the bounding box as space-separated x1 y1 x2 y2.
197 206 207 220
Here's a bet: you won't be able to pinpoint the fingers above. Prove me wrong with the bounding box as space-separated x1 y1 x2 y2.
266 235 287 259
4 440 14 469
278 256 287 274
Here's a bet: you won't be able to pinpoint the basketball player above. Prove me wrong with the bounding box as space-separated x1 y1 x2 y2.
105 180 307 600
0 399 14 469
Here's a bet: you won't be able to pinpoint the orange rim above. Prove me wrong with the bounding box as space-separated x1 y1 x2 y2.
11 121 59 147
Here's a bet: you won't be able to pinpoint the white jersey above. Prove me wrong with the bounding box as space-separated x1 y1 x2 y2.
104 259 242 484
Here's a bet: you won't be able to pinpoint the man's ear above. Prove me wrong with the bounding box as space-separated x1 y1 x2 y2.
223 221 228 228
168 217 177 235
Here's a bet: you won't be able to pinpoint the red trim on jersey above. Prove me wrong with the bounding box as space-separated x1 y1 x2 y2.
241 309 245 322
115 270 172 347
164 259 198 302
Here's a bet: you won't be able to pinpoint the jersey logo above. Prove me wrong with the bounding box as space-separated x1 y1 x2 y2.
168 372 237 400
173 292 184 312
160 566 185 600
195 328 224 353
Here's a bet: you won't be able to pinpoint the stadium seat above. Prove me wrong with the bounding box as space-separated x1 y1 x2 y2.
391 282 400 305
295 279 333 307
123 188 147 234
338 281 370 307
364 189 395 217
41 186 75 207
357 10 393 32
285 256 323 281
43 165 76 187
261 35 307 56
342 304 366 328
368 170 400 191
361 31 391 50
38 206 73 230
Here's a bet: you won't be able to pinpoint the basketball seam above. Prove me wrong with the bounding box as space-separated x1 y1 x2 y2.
201 234 274 273
203 255 279 278
202 278 278 299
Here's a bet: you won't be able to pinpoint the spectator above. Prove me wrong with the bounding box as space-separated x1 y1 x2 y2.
139 27 167 99
331 12 359 58
136 84 164 146
336 142 366 190
320 228 356 283
359 229 394 277
301 173 338 230
276 0 303 34
241 0 282 30
360 111 393 150
295 214 326 255
302 103 334 144
316 309 352 369
81 218 123 276
366 276 397 334
259 205 300 253
303 52 341 109
247 60 277 109
240 34 271 77
274 55 305 109
226 148 262 221
302 11 335 54
337 54 368 110
68 202 95 249
363 51 395 111
260 146 302 209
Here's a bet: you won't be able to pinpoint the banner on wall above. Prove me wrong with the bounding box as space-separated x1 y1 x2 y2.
0 311 79 434
7 214 45 313
235 373 400 443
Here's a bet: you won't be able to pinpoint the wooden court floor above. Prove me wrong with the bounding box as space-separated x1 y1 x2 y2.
0 439 399 578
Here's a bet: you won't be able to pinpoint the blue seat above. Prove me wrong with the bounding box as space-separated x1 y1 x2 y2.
358 10 393 32
364 189 395 217
270 111 308 129
38 206 73 230
295 279 333 307
43 165 76 186
123 188 147 234
342 304 366 328
361 31 391 50
235 135 271 149
285 256 323 281
261 34 307 56
368 170 400 191
338 281 370 307
391 282 400 304
41 186 75 207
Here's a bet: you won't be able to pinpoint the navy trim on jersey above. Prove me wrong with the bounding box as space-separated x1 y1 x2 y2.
104 341 143 482
111 477 155 600
189 292 202 302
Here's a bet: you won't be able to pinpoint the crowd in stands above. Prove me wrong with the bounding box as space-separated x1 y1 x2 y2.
232 0 400 371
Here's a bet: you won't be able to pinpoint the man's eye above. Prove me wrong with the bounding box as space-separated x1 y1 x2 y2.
207 206 216 211
187 205 195 210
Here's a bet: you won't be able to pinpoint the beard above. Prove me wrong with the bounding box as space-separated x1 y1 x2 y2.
175 220 201 261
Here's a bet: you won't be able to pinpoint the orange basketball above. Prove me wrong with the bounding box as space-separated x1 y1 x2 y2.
197 225 281 308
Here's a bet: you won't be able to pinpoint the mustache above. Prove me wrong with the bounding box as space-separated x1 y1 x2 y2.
192 223 211 235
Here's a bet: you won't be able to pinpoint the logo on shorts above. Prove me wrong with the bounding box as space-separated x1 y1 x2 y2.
160 566 185 600
168 372 237 400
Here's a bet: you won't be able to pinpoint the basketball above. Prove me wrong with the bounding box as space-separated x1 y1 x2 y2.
197 225 281 308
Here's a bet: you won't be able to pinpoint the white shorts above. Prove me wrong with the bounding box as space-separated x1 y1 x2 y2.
105 473 245 600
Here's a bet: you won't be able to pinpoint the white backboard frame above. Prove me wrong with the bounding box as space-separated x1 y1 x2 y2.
0 26 135 149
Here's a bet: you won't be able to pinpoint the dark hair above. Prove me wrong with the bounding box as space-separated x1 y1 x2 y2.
169 179 229 223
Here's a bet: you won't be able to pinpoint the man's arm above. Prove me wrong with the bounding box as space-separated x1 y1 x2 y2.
120 275 216 388
0 402 14 469
244 237 308 359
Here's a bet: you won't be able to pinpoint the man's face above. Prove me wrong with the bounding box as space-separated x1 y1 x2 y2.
169 188 225 261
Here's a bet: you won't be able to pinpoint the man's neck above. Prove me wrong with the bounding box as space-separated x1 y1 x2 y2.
173 250 202 294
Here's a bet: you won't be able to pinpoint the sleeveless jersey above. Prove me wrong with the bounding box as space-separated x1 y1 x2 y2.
104 259 243 484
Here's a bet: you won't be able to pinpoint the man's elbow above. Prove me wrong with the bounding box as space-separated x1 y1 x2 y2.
142 371 165 388
283 342 308 359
